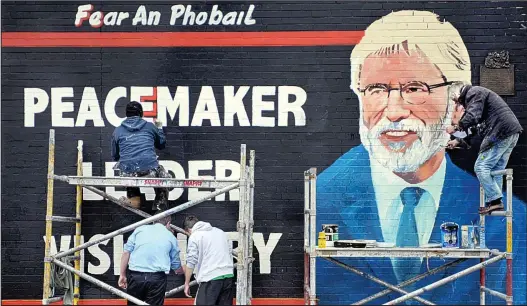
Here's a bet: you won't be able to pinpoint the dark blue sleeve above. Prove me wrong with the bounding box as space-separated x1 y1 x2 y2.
111 131 120 161
153 123 166 150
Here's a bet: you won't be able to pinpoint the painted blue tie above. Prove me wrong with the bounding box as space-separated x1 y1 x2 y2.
393 187 426 299
396 187 425 247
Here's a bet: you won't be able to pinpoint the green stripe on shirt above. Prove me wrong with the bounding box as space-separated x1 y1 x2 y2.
212 273 234 280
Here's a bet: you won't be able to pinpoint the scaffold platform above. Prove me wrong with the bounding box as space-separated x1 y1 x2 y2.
42 129 256 305
303 167 514 305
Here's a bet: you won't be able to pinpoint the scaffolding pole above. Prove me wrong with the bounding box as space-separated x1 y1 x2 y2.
74 140 83 305
354 258 468 305
246 150 256 305
303 171 310 305
51 258 148 305
42 129 255 305
53 183 239 260
42 129 55 304
323 258 435 305
304 166 514 305
383 253 507 305
236 144 249 305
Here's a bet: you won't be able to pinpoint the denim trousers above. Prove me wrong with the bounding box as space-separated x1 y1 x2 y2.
474 133 520 203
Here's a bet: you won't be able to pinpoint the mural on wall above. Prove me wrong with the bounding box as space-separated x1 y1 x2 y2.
316 10 526 304
2 1 526 303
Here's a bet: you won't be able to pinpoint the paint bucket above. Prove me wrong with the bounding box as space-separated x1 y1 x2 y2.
479 223 486 249
322 224 339 247
440 222 459 248
461 225 480 249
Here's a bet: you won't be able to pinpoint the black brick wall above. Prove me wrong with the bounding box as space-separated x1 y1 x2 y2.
2 0 526 302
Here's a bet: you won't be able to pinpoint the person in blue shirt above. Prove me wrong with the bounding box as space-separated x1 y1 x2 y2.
118 212 183 305
111 101 170 211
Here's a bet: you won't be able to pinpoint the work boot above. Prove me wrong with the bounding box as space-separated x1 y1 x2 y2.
479 199 504 214
153 187 169 211
120 196 141 209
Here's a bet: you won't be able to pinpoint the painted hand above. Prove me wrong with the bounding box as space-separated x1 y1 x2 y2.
118 275 127 289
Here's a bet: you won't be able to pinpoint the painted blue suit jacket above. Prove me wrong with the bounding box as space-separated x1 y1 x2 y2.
316 145 526 305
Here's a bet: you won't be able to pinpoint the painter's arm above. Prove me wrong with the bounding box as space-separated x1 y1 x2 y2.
184 237 199 297
118 230 137 289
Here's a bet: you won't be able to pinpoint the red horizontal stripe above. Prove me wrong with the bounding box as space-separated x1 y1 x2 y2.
1 31 363 47
1 298 305 305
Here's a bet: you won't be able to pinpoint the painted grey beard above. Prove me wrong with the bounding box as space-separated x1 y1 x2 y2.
359 116 451 173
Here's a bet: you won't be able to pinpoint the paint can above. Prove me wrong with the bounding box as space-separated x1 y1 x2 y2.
440 222 459 248
461 225 480 249
479 223 486 249
318 231 326 248
461 225 469 249
322 224 339 247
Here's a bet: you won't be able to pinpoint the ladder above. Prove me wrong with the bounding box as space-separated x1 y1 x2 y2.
42 132 83 305
42 129 255 305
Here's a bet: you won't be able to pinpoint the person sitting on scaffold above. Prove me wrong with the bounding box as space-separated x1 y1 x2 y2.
446 85 523 215
111 101 170 212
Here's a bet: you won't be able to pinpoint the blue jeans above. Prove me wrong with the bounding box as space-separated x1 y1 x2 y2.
474 133 519 203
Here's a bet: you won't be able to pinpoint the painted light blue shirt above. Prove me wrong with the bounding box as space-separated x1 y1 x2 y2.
124 223 181 274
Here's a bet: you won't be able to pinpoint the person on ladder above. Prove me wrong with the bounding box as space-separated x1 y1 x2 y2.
446 85 523 214
111 101 170 211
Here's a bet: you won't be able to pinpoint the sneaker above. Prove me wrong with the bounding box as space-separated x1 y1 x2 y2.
152 201 168 211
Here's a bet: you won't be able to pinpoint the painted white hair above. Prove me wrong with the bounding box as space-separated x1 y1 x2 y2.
351 10 472 173
350 10 472 94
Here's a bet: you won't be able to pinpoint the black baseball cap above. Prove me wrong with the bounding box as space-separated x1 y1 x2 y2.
126 101 143 117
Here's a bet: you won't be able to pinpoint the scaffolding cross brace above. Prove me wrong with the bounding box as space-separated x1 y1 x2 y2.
42 129 255 305
303 167 514 305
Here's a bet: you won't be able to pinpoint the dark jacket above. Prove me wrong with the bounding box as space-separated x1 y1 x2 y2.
457 85 522 153
111 116 166 173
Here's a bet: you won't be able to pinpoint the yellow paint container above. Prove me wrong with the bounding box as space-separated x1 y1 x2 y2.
318 231 326 248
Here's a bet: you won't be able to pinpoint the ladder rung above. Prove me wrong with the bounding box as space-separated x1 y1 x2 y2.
481 211 508 217
47 216 81 223
490 169 512 176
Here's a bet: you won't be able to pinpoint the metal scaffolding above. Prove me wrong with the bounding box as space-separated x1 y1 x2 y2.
42 129 255 305
303 167 514 305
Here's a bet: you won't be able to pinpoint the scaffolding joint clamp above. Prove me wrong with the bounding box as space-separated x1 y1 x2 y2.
44 256 53 263
304 209 315 216
506 296 513 304
506 252 513 259
237 221 246 231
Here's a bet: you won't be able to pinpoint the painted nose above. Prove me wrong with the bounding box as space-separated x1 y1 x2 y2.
385 90 411 122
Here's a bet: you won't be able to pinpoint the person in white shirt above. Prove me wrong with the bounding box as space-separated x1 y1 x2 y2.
183 215 234 305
